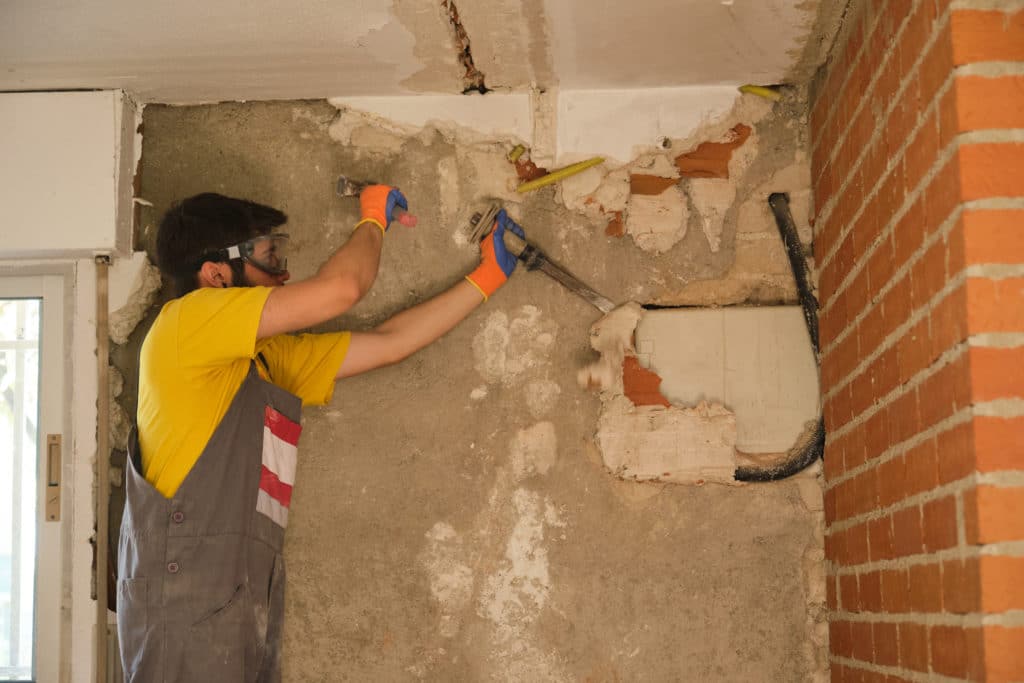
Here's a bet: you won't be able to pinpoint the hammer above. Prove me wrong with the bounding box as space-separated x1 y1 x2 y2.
335 175 418 227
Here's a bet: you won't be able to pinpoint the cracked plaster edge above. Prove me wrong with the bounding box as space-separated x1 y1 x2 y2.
578 302 742 486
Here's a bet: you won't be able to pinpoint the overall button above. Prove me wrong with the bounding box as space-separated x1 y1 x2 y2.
167 562 180 574
171 511 185 524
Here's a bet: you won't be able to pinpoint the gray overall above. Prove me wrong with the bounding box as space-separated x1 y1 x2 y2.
118 362 302 682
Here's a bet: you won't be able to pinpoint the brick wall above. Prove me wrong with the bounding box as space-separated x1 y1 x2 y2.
809 1 1024 681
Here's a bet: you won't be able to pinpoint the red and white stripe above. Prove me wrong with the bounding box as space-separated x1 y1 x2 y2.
257 405 300 528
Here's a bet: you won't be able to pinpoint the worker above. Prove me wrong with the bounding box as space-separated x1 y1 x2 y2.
116 185 523 682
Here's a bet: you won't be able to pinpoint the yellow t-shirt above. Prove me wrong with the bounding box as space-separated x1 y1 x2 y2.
137 286 351 498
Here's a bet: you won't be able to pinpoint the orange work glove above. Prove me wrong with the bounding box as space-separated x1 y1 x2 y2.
356 185 409 233
466 209 525 299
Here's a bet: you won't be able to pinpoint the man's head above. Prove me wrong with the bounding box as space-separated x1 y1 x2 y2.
156 193 291 296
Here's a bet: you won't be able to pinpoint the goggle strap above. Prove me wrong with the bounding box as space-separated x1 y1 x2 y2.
226 245 242 260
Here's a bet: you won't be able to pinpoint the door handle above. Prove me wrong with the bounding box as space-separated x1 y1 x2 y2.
45 434 61 521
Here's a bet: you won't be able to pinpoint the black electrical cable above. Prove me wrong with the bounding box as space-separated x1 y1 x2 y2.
734 193 827 482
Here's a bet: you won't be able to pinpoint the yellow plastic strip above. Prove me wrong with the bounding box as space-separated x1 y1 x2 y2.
354 217 386 234
738 84 782 101
516 156 605 193
464 275 489 301
508 144 526 162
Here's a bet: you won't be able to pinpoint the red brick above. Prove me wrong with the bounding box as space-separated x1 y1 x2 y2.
858 306 887 360
847 267 872 323
928 285 967 362
845 422 869 472
893 504 924 557
881 275 912 337
848 521 871 565
923 150 962 234
873 347 900 407
969 346 1024 402
951 9 1024 64
860 570 883 612
962 209 1024 265
831 619 855 659
905 112 940 194
899 0 935 80
938 81 960 148
919 20 954 108
868 515 895 562
983 625 1024 682
935 420 975 484
974 416 1024 472
851 619 875 663
866 234 896 292
942 556 981 614
893 198 926 269
881 568 911 613
930 625 972 678
835 477 857 522
839 573 856 610
922 495 959 551
903 438 938 497
966 277 1024 334
981 555 1024 613
955 75 1024 131
825 437 845 480
897 317 931 384
840 572 860 611
878 456 906 508
959 143 1024 201
873 621 900 666
887 388 920 444
910 239 946 310
864 409 891 463
909 561 943 612
965 485 1024 544
851 372 876 421
918 353 970 430
899 621 930 672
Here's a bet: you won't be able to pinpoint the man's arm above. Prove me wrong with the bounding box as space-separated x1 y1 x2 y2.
337 279 483 377
257 186 405 339
258 224 382 338
336 208 524 378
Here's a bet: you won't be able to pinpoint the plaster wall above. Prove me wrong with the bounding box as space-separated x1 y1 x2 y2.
124 86 827 681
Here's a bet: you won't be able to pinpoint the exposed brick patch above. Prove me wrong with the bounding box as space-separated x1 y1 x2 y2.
628 174 677 195
605 211 625 238
621 356 671 407
674 124 751 179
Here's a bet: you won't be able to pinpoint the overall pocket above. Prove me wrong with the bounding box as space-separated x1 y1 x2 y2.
184 583 249 681
117 578 162 682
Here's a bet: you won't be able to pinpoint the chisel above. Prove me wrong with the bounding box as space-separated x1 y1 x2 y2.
469 204 616 314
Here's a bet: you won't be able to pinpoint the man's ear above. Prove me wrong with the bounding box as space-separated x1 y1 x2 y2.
197 261 230 288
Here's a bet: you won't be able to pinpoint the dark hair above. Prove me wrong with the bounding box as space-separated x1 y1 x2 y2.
156 193 287 296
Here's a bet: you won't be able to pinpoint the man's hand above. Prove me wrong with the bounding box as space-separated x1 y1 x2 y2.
358 185 409 233
466 209 525 300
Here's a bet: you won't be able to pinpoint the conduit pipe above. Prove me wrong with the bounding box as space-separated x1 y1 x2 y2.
734 194 826 482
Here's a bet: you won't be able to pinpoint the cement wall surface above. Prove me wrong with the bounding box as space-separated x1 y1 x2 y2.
125 98 826 681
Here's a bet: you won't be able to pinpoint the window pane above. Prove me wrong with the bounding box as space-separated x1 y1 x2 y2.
0 298 41 681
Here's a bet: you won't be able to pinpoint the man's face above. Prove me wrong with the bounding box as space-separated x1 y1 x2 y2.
238 262 289 287
237 233 290 287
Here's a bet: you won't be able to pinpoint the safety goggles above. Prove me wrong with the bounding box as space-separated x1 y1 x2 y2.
221 232 290 275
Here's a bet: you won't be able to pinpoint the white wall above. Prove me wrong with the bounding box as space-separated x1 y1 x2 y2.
0 89 141 683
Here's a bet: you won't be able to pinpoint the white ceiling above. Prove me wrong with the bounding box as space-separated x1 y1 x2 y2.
0 0 834 104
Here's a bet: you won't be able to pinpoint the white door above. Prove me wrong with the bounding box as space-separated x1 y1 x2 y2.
0 275 65 683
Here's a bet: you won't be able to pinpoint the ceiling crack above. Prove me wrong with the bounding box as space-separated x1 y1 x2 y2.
440 0 490 95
